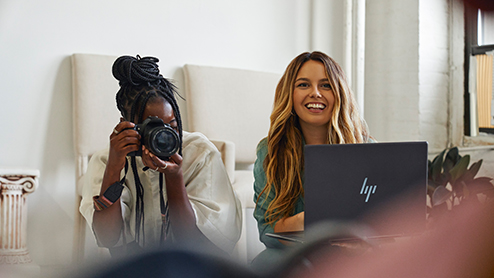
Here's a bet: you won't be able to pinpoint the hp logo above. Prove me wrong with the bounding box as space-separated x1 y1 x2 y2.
360 177 377 202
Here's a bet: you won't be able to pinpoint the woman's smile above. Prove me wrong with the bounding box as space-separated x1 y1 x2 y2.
293 60 335 129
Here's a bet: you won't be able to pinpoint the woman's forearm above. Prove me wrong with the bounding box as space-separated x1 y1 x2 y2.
92 164 124 247
164 169 200 240
274 211 305 233
273 212 305 246
164 170 222 253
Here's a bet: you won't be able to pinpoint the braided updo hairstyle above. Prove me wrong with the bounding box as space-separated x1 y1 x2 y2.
113 55 183 148
112 55 183 245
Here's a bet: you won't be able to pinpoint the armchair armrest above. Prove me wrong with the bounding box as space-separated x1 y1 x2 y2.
210 139 235 184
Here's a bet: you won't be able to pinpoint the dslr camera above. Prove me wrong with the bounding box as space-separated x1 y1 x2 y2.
127 116 180 161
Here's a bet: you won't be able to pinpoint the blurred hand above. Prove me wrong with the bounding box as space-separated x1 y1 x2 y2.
141 146 183 176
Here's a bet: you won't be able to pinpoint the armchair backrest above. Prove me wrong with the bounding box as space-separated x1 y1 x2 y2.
72 53 120 196
71 53 119 262
183 64 280 165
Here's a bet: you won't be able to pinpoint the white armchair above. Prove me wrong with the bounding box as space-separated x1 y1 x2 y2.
183 64 281 263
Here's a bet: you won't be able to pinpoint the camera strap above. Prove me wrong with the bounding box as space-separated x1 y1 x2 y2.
93 160 129 212
159 173 170 244
102 160 128 203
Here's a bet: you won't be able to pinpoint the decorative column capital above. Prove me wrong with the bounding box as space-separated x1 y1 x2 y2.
0 169 39 194
0 169 39 265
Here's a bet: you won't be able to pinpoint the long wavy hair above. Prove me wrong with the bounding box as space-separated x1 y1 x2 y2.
258 51 369 226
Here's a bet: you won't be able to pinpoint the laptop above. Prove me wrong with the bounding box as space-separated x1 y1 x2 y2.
266 141 428 244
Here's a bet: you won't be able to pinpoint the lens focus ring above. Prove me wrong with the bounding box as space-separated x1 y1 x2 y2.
149 126 180 158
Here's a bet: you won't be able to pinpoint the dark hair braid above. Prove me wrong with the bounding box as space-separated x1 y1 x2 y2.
111 54 184 246
113 55 161 86
113 55 183 151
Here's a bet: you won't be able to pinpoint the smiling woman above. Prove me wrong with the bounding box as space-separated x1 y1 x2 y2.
252 51 373 267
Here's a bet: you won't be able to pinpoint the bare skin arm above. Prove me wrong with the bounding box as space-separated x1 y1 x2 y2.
274 211 305 245
92 121 140 247
274 211 304 233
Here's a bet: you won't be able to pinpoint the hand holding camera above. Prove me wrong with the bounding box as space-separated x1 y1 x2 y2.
141 145 183 175
109 116 181 173
126 116 180 161
108 121 141 171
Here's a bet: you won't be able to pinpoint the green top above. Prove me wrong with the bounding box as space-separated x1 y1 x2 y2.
252 136 376 249
252 138 305 249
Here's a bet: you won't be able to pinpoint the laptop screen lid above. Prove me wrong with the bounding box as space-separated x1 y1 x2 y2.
304 141 428 238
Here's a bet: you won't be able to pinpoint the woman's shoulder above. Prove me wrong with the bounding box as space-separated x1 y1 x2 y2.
89 147 110 165
256 137 268 154
367 136 377 143
254 138 268 175
182 131 218 153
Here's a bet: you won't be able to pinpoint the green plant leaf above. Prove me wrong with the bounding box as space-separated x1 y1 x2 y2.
457 192 481 208
432 185 452 206
467 177 494 197
461 159 483 182
444 147 459 173
449 155 470 183
428 202 449 220
440 174 449 187
430 149 446 184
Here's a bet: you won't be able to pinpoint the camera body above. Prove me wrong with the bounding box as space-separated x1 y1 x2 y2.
127 116 180 161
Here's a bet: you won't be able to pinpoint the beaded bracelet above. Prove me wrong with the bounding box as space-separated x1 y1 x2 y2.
93 195 113 211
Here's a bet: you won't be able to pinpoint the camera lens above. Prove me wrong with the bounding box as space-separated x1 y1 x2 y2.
155 130 178 153
149 127 180 158
134 116 181 160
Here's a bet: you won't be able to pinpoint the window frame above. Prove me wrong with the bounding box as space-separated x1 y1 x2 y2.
464 4 494 136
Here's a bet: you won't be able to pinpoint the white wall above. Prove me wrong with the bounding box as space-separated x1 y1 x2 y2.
365 0 421 143
418 0 450 149
365 0 457 150
365 0 494 185
311 0 346 65
0 0 326 268
2 0 492 271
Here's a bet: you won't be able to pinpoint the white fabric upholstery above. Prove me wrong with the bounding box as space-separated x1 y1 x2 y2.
72 54 120 163
71 53 119 263
210 139 235 185
183 64 280 164
183 64 281 262
232 170 255 208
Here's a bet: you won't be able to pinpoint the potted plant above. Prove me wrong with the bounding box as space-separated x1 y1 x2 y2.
427 147 494 218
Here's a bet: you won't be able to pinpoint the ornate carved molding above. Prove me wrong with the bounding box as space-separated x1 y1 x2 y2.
0 170 38 264
0 176 37 193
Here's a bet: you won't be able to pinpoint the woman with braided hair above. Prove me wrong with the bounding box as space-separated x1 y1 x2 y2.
80 55 241 257
252 51 373 264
